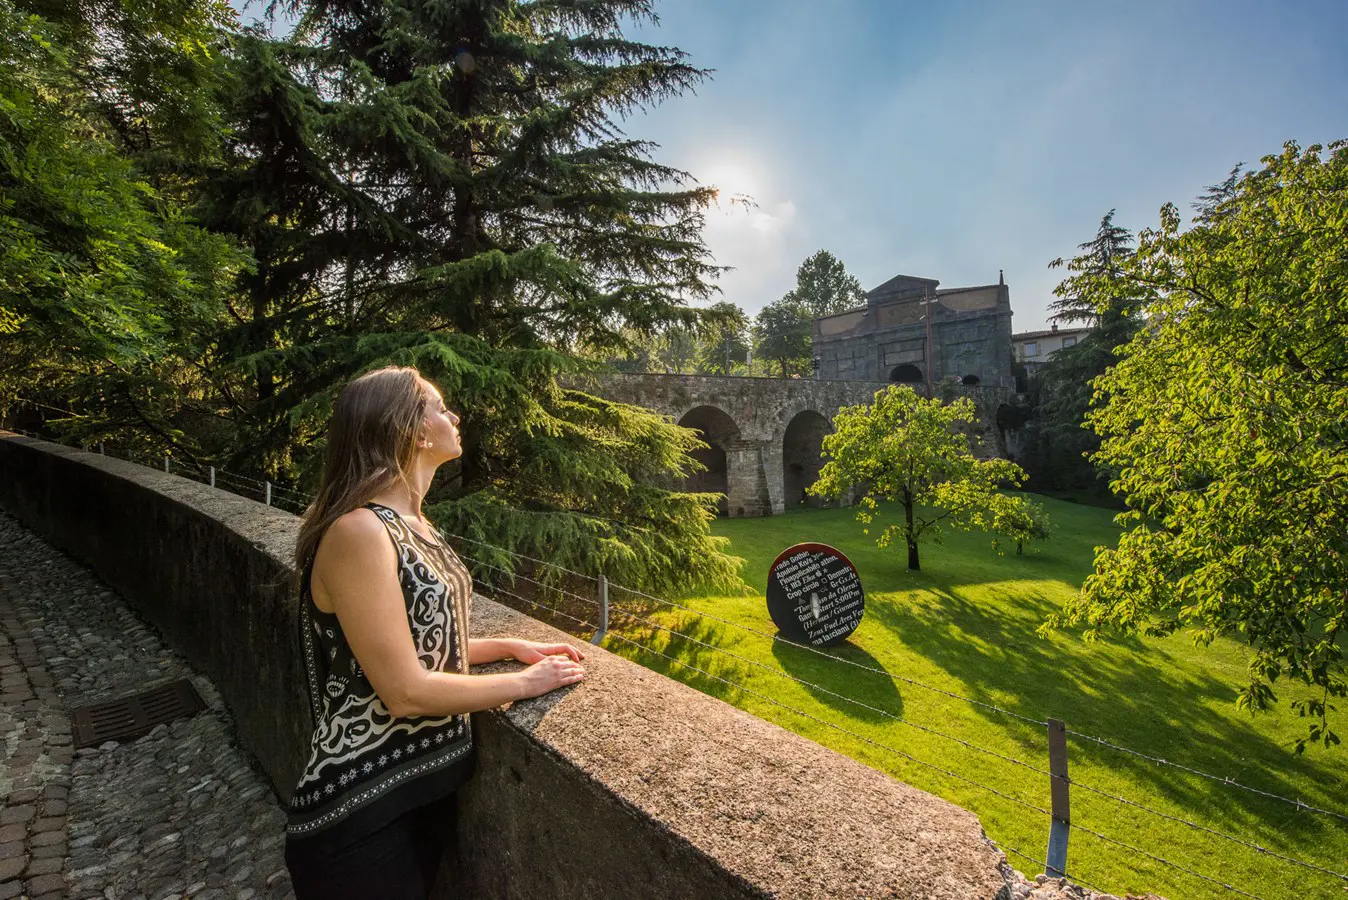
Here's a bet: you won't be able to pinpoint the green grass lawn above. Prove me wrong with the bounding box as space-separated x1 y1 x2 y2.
600 496 1348 900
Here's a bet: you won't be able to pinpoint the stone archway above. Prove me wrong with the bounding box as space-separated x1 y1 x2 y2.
677 405 741 516
782 410 831 508
890 364 922 384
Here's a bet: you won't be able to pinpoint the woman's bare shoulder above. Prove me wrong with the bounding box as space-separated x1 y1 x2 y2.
315 507 392 565
312 508 398 611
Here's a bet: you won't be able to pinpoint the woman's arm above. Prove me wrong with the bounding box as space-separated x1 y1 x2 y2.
468 638 585 666
314 510 585 718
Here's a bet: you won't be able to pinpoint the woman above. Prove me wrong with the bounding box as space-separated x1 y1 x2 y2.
284 366 586 899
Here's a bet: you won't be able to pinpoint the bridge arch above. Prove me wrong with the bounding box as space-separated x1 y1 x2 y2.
677 405 740 516
781 409 831 508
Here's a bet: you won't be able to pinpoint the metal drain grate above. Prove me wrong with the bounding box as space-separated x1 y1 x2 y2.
70 678 206 748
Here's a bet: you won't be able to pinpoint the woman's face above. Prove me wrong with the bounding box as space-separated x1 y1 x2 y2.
419 381 462 462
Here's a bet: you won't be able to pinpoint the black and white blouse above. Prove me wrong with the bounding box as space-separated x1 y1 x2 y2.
287 503 475 845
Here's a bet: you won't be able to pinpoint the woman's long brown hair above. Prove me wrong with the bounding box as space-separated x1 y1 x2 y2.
295 366 429 574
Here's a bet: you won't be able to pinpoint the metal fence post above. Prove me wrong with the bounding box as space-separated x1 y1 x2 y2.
97 443 104 455
264 481 272 506
163 455 170 473
591 573 608 645
1046 718 1070 878
208 466 216 488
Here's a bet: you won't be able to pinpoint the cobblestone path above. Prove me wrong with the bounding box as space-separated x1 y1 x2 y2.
0 510 294 900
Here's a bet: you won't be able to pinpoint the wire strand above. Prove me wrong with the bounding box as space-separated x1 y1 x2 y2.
1065 728 1348 825
983 838 1112 896
444 526 1348 826
482 580 1053 819
1069 780 1348 883
441 527 1051 727
1070 821 1267 900
466 550 1348 885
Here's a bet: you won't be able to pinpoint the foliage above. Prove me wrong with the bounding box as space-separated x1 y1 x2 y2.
694 301 750 374
13 0 236 158
0 0 747 595
751 249 864 377
784 249 866 317
0 1 242 419
1046 141 1348 751
808 385 1043 570
619 498 1348 900
189 0 744 592
752 295 812 377
1023 211 1143 491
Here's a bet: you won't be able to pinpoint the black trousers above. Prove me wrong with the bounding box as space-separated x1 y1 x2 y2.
285 797 457 900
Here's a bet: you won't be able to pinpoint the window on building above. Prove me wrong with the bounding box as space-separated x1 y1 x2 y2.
962 374 980 386
1024 341 1039 357
1062 336 1076 348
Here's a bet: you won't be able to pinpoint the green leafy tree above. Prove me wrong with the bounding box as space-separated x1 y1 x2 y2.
752 296 812 377
1047 141 1348 751
0 1 241 426
809 385 1043 570
749 246 862 377
695 301 750 374
643 323 699 374
750 249 863 377
786 249 866 317
13 0 236 159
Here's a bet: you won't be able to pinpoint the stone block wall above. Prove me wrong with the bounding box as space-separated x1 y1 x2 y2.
0 432 1020 899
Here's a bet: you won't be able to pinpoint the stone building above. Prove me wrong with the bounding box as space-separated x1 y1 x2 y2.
813 272 1015 388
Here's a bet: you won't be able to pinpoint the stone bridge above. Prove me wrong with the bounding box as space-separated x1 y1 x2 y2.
585 373 1014 517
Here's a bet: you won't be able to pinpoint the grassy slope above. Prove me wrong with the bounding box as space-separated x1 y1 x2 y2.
602 496 1348 900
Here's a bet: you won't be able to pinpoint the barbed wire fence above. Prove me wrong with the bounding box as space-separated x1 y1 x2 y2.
4 424 1347 900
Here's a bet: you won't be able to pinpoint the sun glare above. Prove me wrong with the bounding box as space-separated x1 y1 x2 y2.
700 158 760 211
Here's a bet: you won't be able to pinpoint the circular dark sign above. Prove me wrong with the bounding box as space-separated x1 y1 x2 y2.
766 543 865 646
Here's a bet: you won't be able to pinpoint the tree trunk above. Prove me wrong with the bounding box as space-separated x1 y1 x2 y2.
903 492 919 570
251 260 274 401
450 8 485 337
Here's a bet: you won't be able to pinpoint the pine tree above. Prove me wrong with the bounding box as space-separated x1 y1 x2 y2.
201 0 743 594
1047 210 1135 328
1030 211 1142 491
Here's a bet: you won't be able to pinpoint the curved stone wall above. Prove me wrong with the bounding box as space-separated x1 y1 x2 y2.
0 432 1014 899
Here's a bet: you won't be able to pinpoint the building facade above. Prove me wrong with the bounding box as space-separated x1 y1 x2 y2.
812 272 1015 388
1011 324 1091 375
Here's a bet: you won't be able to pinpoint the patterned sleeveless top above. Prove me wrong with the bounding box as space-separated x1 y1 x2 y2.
287 503 475 844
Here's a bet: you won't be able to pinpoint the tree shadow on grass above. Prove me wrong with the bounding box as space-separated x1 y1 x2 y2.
864 576 1348 855
770 635 904 724
601 605 751 707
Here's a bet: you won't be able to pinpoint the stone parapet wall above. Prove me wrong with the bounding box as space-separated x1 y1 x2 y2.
0 432 1021 898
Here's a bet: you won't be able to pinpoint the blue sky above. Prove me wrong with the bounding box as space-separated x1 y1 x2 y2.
623 0 1348 330
233 0 1348 332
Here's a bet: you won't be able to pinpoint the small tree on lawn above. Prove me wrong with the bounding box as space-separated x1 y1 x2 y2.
809 385 1045 570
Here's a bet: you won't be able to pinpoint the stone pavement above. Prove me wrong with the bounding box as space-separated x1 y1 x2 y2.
0 509 294 900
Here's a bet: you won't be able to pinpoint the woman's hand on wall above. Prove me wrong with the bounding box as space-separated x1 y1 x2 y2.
507 639 586 665
514 654 586 699
468 637 586 666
